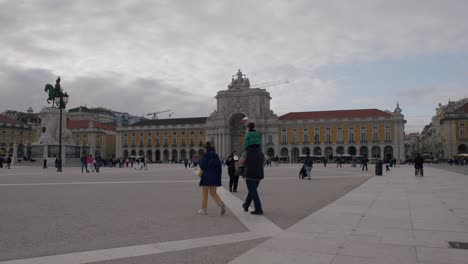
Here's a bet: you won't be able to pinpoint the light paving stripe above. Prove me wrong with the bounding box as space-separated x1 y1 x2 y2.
0 232 266 264
0 175 368 187
217 187 283 236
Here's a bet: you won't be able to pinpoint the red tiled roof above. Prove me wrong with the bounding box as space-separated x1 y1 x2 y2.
0 114 23 125
279 109 392 121
67 120 116 131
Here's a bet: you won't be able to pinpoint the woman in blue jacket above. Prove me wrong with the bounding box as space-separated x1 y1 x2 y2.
198 141 225 215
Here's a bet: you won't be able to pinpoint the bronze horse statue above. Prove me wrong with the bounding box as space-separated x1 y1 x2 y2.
44 77 62 107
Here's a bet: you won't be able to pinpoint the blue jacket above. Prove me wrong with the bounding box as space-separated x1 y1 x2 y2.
199 150 222 187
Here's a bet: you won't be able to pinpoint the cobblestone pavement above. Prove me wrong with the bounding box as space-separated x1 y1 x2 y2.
0 163 371 264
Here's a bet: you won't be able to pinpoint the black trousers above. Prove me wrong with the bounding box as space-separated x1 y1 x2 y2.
229 175 239 191
244 179 262 212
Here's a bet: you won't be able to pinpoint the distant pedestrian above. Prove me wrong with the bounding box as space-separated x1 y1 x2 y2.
415 153 424 177
43 158 48 169
225 151 239 192
303 152 313 180
336 158 342 168
198 141 225 215
385 163 390 172
361 157 368 171
324 158 327 167
0 157 3 168
6 156 12 169
81 155 88 173
184 159 188 169
87 155 94 172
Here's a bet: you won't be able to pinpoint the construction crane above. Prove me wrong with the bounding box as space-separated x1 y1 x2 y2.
147 110 171 119
250 80 289 89
168 112 175 118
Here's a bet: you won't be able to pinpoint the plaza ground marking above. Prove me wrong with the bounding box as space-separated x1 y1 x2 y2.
0 232 266 264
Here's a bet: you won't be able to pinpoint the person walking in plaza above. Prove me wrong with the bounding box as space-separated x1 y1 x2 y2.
304 152 313 180
415 153 424 177
0 157 3 168
6 156 11 169
323 158 327 167
225 151 239 192
198 141 225 215
361 157 368 171
80 154 88 173
184 158 188 169
239 121 265 215
43 158 48 169
87 155 94 172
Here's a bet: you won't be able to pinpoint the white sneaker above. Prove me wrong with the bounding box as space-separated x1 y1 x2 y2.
198 209 207 214
220 203 226 215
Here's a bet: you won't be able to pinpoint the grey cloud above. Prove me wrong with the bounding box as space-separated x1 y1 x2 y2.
1 0 468 133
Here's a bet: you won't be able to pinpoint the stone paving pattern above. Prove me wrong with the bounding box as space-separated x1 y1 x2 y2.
229 165 468 264
1 164 468 263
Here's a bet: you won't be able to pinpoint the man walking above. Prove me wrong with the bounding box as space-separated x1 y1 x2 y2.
362 157 368 171
81 154 88 173
6 156 11 169
43 158 48 169
304 152 313 180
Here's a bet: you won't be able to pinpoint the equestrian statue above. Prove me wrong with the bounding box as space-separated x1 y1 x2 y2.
44 76 63 107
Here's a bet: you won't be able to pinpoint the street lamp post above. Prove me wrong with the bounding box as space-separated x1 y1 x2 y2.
55 92 69 172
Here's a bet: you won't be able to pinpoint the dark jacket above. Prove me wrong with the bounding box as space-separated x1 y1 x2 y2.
245 146 265 180
415 156 424 168
199 150 222 187
225 156 236 177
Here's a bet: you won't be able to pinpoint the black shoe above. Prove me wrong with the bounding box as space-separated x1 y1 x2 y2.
242 204 249 212
250 210 263 215
233 190 238 193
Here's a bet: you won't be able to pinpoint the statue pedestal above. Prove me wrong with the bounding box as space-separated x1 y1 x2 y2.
31 107 82 166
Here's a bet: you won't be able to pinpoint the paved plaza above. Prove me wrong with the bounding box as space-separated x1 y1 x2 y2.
0 163 468 263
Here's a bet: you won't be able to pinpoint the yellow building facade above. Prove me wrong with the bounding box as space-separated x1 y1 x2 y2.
0 114 38 160
115 72 405 163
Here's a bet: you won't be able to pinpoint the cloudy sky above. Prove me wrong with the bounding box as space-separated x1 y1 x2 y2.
1 0 467 132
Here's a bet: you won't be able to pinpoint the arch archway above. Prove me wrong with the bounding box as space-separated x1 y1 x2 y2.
336 146 344 155
384 146 393 161
146 149 153 161
171 149 178 162
163 149 169 162
180 149 187 160
324 146 333 160
313 146 322 156
189 149 197 159
123 149 129 159
155 150 161 161
138 149 144 157
458 144 467 154
348 146 357 156
131 149 136 156
302 147 310 155
280 147 289 161
291 147 300 163
359 146 368 158
267 148 275 157
371 146 381 159
17 144 24 158
229 113 247 154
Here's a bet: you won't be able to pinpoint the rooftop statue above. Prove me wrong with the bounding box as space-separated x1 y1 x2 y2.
228 69 250 89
